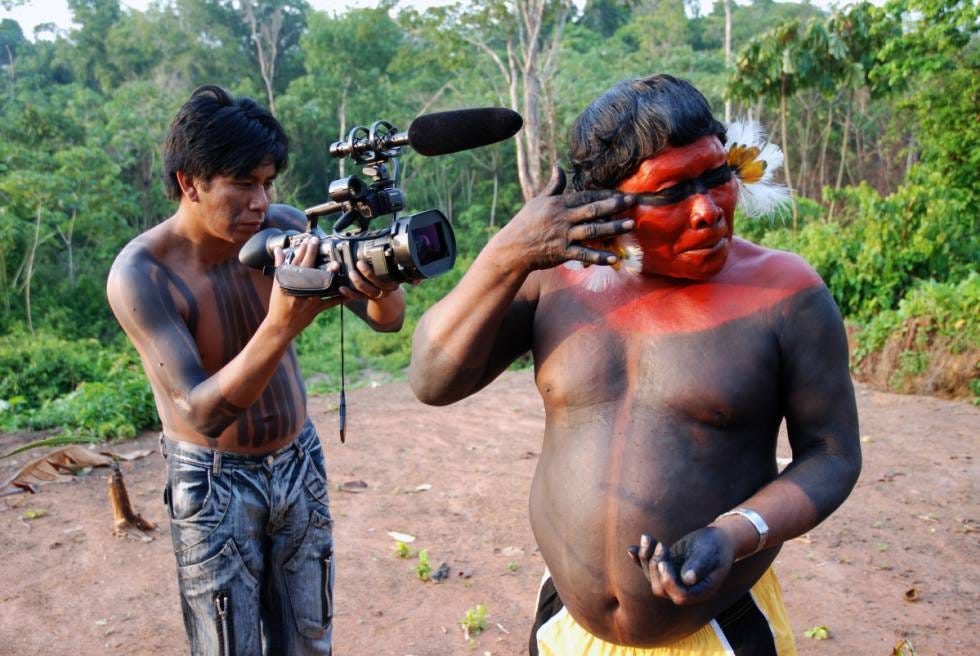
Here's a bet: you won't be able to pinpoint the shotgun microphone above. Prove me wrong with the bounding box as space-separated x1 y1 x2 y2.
328 108 523 159
407 107 523 156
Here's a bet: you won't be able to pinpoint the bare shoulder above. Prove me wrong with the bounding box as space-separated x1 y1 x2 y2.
265 204 307 232
106 225 179 318
726 237 824 293
108 233 158 297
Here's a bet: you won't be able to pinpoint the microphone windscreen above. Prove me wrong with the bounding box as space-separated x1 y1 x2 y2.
408 108 523 156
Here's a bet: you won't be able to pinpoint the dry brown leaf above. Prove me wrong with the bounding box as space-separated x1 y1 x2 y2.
0 446 114 495
0 446 153 497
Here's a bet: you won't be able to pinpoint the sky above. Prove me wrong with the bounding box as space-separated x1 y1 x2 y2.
4 0 451 37
2 0 738 38
0 0 472 38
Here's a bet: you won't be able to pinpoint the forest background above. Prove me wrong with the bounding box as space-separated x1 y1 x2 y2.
0 0 976 446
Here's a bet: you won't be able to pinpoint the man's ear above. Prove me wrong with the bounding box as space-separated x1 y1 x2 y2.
175 170 200 202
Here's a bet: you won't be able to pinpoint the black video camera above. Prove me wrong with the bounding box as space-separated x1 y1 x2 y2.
240 109 523 298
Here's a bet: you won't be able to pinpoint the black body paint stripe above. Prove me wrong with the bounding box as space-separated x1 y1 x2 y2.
634 164 733 207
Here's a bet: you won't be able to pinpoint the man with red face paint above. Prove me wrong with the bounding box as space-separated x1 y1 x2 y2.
409 75 860 655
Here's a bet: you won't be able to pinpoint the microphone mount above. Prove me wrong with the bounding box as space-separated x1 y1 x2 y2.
327 120 410 166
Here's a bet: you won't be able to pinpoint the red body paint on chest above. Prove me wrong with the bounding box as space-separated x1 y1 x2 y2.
556 241 821 337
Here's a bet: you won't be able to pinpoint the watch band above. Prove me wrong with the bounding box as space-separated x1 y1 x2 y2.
716 507 769 559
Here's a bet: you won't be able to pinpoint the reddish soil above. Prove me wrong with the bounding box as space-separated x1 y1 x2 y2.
0 371 977 655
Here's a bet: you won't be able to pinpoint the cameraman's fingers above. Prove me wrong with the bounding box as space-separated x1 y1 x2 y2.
355 260 397 292
273 247 285 267
295 237 320 268
566 244 619 266
567 218 635 242
346 262 382 299
566 194 635 223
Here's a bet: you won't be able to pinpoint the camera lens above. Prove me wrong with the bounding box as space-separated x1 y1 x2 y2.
411 224 444 266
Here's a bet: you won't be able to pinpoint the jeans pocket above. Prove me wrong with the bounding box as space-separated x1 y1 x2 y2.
168 463 232 557
167 459 213 521
176 539 260 656
302 445 330 505
283 509 334 639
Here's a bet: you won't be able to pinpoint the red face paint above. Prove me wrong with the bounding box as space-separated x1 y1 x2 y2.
617 136 738 280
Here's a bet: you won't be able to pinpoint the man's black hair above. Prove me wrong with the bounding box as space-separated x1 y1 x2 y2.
568 74 726 191
162 85 288 201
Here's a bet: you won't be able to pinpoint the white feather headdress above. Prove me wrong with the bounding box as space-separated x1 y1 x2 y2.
563 233 643 293
725 120 791 218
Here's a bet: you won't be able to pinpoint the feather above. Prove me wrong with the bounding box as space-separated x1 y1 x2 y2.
563 233 643 293
726 119 791 218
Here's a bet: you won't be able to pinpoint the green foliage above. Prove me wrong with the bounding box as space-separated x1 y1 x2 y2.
0 0 975 445
458 604 488 636
0 330 113 407
852 274 980 363
415 549 432 581
393 540 414 559
804 625 830 640
0 330 157 439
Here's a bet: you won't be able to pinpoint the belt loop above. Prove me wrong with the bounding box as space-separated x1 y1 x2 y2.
212 450 223 477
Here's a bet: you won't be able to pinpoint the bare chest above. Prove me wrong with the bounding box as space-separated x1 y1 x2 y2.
169 263 273 373
532 277 782 428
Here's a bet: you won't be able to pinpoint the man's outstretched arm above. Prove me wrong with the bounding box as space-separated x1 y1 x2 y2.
410 168 635 405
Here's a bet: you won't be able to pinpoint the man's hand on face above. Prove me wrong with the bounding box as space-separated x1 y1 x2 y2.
627 527 735 606
501 165 636 272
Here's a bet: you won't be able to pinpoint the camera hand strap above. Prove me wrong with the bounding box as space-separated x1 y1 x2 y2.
339 304 346 444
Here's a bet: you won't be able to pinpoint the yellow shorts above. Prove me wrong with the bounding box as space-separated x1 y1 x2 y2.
533 567 797 656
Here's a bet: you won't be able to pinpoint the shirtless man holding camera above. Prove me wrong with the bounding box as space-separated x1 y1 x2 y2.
410 75 860 655
108 85 404 655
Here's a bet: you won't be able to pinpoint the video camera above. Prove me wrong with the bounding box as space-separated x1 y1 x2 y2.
239 108 523 298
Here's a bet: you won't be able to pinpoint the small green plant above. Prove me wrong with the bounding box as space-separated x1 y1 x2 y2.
393 540 414 559
415 549 432 581
506 560 519 573
804 625 830 640
459 604 487 639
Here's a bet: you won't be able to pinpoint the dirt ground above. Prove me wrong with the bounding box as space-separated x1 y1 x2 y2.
0 371 977 656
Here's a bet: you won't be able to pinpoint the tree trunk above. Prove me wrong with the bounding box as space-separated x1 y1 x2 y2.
780 78 798 230
488 145 500 228
240 1 283 117
723 0 732 122
23 204 43 334
56 211 77 288
817 98 835 197
0 244 9 315
337 82 349 179
466 0 573 201
827 94 852 222
835 98 852 192
4 43 13 91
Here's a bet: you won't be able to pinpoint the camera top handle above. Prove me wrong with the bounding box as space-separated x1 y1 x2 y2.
304 120 408 236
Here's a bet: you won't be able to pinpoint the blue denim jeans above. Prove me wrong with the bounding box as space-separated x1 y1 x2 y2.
161 419 333 656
